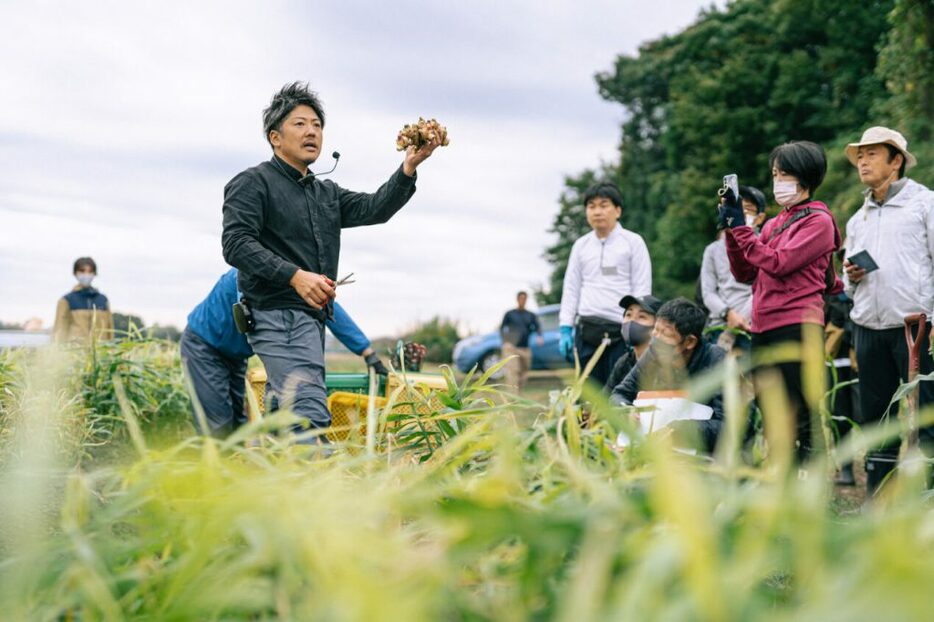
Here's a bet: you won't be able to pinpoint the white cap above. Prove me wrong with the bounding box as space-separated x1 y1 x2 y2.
845 126 917 169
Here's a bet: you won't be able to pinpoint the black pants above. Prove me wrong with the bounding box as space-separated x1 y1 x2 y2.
752 323 824 462
828 364 859 446
575 334 628 389
180 326 248 438
853 323 934 490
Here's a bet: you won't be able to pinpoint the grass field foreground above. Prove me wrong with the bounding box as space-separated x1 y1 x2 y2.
1 339 933 620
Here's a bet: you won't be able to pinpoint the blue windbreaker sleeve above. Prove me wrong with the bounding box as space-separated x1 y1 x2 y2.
325 301 371 355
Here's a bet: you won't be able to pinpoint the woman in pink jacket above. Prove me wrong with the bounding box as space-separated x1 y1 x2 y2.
720 141 842 462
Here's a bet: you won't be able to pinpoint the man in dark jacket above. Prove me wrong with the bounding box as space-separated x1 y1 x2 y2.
500 291 541 390
610 297 726 452
221 82 441 440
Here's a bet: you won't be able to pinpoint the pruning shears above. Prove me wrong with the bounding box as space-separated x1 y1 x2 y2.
334 272 356 287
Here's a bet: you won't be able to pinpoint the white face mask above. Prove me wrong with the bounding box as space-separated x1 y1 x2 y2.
745 214 757 228
773 180 801 207
76 274 95 287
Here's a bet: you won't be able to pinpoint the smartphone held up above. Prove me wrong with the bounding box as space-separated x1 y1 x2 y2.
719 174 740 203
715 173 744 230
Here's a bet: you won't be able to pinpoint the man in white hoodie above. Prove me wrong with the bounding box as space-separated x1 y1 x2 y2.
842 126 934 494
559 182 652 386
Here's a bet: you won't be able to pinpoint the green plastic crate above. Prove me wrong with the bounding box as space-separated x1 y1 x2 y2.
325 373 385 396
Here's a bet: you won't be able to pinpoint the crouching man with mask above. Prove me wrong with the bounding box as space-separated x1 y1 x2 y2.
603 294 663 393
610 297 726 452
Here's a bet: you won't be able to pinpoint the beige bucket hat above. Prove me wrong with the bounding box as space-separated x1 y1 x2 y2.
845 126 917 169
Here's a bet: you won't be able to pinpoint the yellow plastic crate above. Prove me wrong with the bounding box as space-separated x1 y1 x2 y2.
245 368 450 435
385 372 448 416
246 369 378 420
386 371 449 395
326 391 387 441
246 367 268 422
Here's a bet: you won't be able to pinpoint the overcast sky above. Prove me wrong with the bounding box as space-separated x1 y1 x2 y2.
0 0 716 338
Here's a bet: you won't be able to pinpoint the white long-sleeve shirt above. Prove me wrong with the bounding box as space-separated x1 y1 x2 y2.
559 224 652 326
843 178 934 330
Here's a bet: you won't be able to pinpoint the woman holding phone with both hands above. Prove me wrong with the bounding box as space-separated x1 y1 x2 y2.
719 141 843 463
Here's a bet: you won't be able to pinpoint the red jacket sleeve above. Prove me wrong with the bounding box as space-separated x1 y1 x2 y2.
724 228 758 284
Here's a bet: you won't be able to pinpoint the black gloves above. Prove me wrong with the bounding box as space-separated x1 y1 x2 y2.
717 188 745 230
364 351 390 376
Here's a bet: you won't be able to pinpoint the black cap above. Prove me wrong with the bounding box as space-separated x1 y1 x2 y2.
739 185 767 213
619 294 663 315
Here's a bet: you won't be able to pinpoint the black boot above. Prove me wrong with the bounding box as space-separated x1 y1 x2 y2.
865 453 898 495
835 462 856 486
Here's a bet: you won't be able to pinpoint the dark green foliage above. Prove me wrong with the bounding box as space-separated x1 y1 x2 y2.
147 324 182 342
403 316 462 363
111 313 182 343
111 312 145 338
543 0 934 300
875 0 934 144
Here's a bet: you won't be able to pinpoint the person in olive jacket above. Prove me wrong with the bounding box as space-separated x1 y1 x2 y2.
222 82 442 441
53 256 113 343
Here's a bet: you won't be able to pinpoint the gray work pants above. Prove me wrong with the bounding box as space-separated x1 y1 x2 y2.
247 308 330 437
179 326 248 437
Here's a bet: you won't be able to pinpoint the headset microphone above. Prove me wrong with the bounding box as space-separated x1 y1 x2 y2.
300 151 341 185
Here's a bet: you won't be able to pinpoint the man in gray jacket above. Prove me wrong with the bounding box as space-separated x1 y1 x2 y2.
222 82 441 442
842 126 934 493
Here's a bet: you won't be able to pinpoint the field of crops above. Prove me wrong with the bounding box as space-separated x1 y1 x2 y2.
2 339 933 621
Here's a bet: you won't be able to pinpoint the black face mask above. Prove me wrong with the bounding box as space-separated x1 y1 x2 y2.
621 321 653 347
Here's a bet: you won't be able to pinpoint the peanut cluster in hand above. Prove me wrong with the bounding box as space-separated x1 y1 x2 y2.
396 117 450 151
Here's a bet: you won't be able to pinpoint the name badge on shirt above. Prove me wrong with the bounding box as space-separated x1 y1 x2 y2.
601 266 618 276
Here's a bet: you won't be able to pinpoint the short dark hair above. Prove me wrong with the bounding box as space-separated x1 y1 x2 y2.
582 182 622 208
657 297 707 341
262 82 326 146
768 141 827 194
516 291 528 298
739 185 766 213
883 144 908 179
73 257 97 274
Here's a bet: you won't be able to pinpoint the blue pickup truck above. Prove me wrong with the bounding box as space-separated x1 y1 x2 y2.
451 304 571 376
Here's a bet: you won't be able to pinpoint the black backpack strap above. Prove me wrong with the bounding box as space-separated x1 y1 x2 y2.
767 208 813 242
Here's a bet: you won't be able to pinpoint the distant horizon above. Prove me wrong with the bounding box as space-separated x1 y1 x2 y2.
0 302 559 340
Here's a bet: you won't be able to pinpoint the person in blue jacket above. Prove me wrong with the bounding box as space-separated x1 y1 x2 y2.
181 268 388 437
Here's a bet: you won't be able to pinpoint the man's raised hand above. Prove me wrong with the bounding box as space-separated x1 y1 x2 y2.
402 139 442 177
